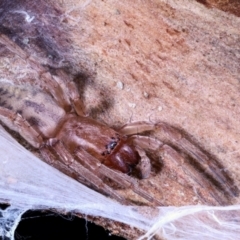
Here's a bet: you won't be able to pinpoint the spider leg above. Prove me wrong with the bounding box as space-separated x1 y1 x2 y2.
0 107 43 148
156 123 239 199
179 139 239 197
39 70 85 116
44 140 131 205
40 146 84 180
119 121 238 204
161 144 230 205
118 121 155 135
127 135 162 179
72 146 163 206
55 70 86 116
131 135 228 204
40 147 106 192
130 135 163 151
39 72 72 112
130 135 213 203
32 63 85 115
134 147 151 179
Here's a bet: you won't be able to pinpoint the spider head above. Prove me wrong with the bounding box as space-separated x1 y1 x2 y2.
103 138 140 174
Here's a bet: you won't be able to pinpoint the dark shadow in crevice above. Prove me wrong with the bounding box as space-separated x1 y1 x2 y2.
15 210 126 240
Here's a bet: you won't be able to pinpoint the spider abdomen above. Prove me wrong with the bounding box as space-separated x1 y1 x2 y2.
0 82 66 138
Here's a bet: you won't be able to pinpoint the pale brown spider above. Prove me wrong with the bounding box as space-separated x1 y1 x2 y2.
0 36 238 205
0 35 238 206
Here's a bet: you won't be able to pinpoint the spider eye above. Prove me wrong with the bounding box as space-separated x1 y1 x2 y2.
105 139 118 154
109 141 117 149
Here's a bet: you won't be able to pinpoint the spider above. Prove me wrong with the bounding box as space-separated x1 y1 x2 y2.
0 36 239 205
0 35 238 206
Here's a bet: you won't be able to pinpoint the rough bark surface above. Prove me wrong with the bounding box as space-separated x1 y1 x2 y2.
1 0 240 239
61 0 240 204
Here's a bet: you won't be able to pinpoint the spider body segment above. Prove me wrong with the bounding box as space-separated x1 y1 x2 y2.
0 78 238 206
